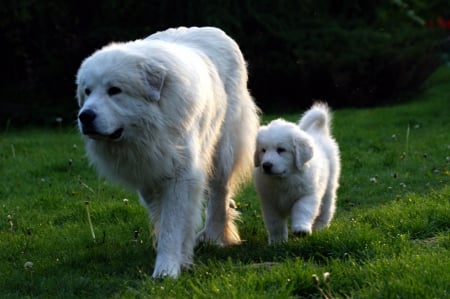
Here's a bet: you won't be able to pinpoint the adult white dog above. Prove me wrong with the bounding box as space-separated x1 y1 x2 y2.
253 103 340 244
75 27 259 278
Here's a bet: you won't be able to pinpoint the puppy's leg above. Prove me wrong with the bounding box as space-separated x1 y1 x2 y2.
312 189 336 230
142 172 203 278
314 146 340 230
261 204 288 244
291 194 321 236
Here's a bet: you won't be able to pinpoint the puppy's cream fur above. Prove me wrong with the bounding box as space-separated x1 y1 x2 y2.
254 103 340 244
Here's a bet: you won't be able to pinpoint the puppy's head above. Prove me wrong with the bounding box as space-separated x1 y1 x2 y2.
254 119 313 176
75 41 167 142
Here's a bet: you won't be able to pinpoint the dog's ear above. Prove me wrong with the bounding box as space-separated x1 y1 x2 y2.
254 147 261 167
293 134 313 169
75 73 87 107
75 86 84 107
141 62 167 101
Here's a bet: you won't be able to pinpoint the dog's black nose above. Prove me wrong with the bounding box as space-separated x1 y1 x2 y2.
262 162 273 173
79 109 96 126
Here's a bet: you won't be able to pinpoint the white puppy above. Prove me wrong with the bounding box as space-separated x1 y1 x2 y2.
76 27 259 278
254 103 340 244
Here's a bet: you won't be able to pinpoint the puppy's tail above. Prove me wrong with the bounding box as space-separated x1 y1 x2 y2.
298 102 332 135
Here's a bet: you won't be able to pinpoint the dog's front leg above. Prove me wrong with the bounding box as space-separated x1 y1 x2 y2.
266 217 288 245
146 174 203 278
260 203 288 244
291 194 320 236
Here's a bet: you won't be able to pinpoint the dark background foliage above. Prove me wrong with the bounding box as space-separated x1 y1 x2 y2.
0 0 448 126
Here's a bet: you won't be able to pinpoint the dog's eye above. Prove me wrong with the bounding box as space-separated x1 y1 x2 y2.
85 88 91 96
108 86 122 96
261 148 266 153
277 147 286 153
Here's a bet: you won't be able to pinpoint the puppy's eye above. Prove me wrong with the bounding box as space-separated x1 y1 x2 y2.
277 147 286 154
108 86 122 96
261 148 266 153
85 88 91 96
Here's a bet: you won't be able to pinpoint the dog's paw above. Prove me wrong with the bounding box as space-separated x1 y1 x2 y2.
152 259 181 279
195 229 224 246
312 220 330 231
195 229 206 245
196 215 241 246
268 236 288 245
292 230 310 238
229 198 237 209
292 226 312 237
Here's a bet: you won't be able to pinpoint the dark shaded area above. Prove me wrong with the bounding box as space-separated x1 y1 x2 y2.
0 1 448 126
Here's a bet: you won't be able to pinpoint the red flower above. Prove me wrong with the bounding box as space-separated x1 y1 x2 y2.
437 16 450 29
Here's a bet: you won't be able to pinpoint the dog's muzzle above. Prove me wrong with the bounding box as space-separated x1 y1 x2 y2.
262 161 286 176
78 109 124 141
78 109 96 127
262 162 273 174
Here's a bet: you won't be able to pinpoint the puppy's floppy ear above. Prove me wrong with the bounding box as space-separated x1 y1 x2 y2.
254 134 263 167
141 61 167 101
254 147 261 167
293 134 313 170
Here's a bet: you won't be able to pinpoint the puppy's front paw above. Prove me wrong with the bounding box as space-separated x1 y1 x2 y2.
268 235 288 245
292 225 312 237
292 230 310 238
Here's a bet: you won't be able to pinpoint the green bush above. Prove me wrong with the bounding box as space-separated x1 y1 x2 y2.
0 1 447 125
234 1 445 110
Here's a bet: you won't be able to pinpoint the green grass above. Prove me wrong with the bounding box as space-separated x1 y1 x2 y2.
1 67 449 299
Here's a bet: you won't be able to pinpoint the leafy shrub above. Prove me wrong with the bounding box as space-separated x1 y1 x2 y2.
0 0 447 125
235 2 445 111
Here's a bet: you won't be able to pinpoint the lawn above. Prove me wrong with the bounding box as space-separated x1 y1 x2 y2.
0 67 449 298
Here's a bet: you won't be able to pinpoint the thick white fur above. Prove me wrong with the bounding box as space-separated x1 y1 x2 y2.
253 103 340 244
75 27 259 278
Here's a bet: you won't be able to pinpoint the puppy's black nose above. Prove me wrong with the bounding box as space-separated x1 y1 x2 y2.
79 109 96 126
262 162 273 173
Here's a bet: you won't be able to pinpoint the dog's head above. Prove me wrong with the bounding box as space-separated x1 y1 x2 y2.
75 41 167 142
254 119 313 176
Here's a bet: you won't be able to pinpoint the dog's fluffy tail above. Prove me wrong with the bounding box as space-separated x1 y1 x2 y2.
298 102 332 135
